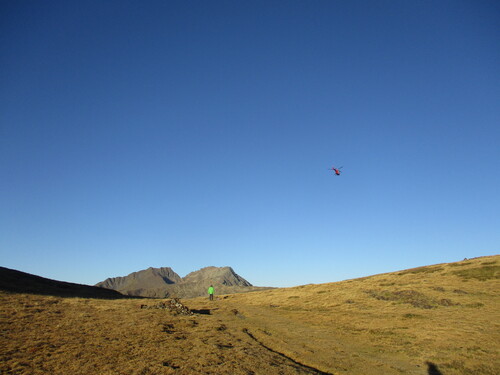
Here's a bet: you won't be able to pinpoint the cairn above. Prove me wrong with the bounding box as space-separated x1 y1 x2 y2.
140 298 194 316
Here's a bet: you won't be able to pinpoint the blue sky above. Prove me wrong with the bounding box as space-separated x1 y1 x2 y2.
1 1 499 287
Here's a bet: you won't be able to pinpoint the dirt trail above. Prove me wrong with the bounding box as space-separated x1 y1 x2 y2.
3 256 499 374
1 293 325 374
204 299 426 375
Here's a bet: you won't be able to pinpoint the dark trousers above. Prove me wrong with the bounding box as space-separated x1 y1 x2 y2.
209 294 214 301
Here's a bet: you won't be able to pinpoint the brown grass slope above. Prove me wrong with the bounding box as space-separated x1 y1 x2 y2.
0 293 321 374
212 255 499 375
1 256 498 375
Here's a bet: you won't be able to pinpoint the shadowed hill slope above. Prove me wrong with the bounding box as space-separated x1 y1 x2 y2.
0 267 125 299
96 266 266 298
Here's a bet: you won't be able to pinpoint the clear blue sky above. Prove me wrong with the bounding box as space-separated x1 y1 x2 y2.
1 1 499 287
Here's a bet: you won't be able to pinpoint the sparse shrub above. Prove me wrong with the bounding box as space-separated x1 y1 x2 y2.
480 261 497 265
288 296 299 299
440 360 498 375
449 262 472 267
364 289 458 309
261 329 272 336
442 359 466 371
403 313 423 319
453 289 468 294
344 299 355 304
465 302 484 308
368 328 396 336
379 282 396 286
466 346 482 352
394 290 436 309
398 266 444 275
431 286 445 292
451 265 500 281
162 323 175 333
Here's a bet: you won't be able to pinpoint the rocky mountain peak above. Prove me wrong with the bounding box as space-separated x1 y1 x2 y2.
95 266 257 298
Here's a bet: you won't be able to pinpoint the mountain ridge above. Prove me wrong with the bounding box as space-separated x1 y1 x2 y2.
96 266 266 298
0 266 125 299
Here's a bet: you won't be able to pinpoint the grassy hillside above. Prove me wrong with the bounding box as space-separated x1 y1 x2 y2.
1 255 498 374
213 255 499 375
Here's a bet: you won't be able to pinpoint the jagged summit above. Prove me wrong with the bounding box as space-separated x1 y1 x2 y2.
183 266 252 287
97 267 182 291
95 266 260 298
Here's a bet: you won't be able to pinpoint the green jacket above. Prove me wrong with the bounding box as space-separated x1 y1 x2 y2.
208 286 214 295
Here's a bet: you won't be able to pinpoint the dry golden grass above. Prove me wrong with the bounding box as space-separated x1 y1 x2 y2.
216 255 500 375
0 293 319 374
1 255 499 374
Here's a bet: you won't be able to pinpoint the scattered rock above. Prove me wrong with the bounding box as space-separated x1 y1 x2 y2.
139 298 194 315
439 298 457 307
231 309 246 319
217 324 227 331
162 323 175 334
162 361 180 369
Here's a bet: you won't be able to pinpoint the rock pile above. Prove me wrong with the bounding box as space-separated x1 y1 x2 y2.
140 298 193 316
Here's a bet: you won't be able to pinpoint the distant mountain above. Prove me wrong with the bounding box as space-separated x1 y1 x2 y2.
96 267 182 296
183 266 252 286
0 266 124 299
96 266 266 298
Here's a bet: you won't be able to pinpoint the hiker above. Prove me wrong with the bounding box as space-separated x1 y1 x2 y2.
208 285 214 301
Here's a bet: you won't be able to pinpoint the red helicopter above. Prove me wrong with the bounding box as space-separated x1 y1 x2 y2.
329 166 343 175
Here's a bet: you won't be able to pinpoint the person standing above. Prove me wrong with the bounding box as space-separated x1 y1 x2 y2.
208 285 214 301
